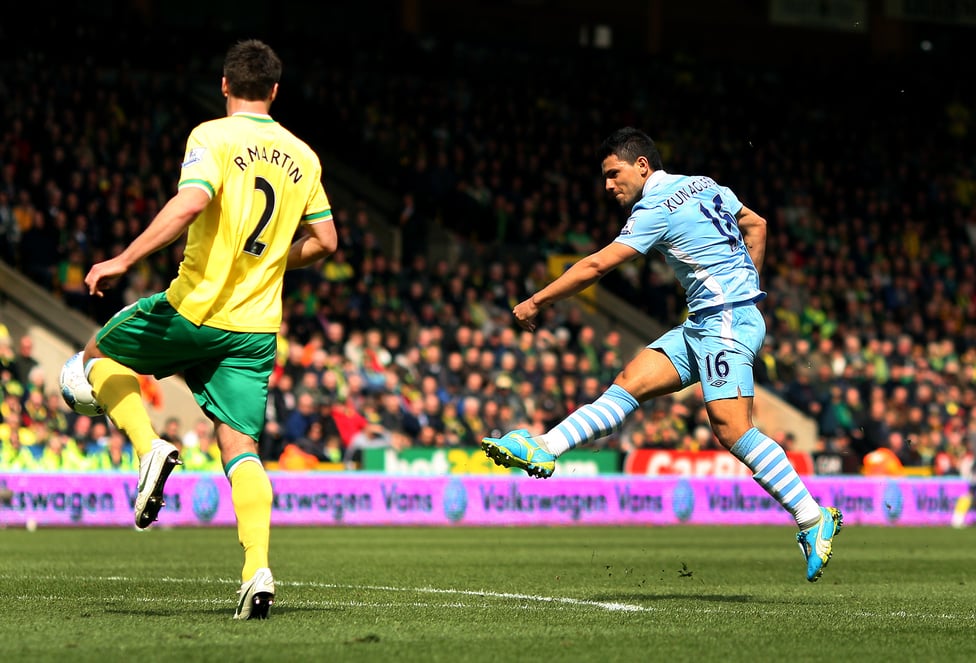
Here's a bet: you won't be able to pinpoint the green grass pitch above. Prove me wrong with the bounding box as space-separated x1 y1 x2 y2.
1 525 974 662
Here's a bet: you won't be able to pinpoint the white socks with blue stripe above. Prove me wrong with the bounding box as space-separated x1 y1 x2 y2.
540 384 639 457
730 427 821 530
540 392 820 530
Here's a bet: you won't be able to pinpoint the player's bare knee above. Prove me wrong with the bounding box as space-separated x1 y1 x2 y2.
213 420 259 463
706 410 753 449
713 427 746 450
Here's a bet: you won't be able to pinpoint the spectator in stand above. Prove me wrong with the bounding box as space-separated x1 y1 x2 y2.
887 431 923 468
283 392 319 445
858 397 892 462
34 431 88 471
258 420 285 464
330 395 368 450
18 209 59 290
265 372 296 432
13 335 39 385
378 390 420 438
88 428 137 472
456 395 485 447
291 419 328 463
0 191 19 263
158 416 182 446
0 420 36 470
343 418 396 466
180 418 212 451
180 427 223 472
413 424 440 447
18 385 44 424
56 246 91 315
68 415 97 455
294 370 324 406
0 335 17 379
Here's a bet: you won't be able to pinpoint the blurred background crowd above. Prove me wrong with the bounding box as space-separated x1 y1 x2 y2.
2 2 976 478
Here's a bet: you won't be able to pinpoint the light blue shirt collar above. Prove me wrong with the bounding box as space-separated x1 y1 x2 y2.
642 169 669 196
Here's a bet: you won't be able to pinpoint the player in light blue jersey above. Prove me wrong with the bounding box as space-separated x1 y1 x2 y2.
483 127 842 582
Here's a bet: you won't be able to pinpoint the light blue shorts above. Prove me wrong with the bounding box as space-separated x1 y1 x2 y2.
649 303 765 402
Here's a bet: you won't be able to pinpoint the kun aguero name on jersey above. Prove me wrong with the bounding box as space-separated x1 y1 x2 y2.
662 176 717 213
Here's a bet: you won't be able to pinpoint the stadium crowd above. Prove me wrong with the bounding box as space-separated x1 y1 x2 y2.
2 17 976 477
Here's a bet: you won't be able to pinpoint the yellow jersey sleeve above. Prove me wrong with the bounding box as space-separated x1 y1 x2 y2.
166 113 333 332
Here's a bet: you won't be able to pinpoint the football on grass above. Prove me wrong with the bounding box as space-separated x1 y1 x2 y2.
59 351 105 416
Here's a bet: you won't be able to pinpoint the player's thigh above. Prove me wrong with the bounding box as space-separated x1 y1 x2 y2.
183 331 276 442
693 306 765 446
617 337 685 401
688 305 764 403
213 420 261 467
94 292 198 377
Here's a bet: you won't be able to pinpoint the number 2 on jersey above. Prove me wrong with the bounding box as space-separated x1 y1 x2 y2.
699 194 741 250
244 176 276 256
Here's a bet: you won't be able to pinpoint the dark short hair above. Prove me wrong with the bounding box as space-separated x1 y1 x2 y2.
598 127 664 170
223 39 282 101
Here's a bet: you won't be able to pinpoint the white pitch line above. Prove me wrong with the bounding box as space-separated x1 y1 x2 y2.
285 580 651 613
15 595 556 611
13 575 652 613
9 575 976 622
854 610 976 622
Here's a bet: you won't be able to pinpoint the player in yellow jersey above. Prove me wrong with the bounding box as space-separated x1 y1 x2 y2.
65 39 337 620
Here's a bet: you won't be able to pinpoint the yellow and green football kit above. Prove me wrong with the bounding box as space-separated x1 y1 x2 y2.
95 112 333 440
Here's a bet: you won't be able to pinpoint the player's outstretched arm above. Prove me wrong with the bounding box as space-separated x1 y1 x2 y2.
286 218 338 270
513 241 639 331
736 205 767 273
85 187 209 297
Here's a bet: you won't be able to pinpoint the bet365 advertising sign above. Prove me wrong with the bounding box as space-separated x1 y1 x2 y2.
361 447 620 476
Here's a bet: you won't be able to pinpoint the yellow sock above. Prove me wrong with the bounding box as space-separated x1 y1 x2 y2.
952 494 972 528
229 455 272 581
87 358 158 456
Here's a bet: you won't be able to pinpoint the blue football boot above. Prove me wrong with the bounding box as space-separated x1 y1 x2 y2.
796 507 844 582
481 429 556 479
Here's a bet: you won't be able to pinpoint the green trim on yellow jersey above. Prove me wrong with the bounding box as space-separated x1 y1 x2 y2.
234 113 277 124
179 178 216 197
303 210 333 221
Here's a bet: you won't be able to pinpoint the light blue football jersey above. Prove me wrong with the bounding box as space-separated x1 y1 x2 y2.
614 170 765 313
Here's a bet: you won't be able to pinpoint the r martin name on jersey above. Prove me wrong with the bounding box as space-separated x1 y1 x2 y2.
234 145 303 183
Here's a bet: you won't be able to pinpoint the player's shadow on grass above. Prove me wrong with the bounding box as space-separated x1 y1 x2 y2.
591 593 755 604
104 605 333 618
104 608 213 617
105 608 227 617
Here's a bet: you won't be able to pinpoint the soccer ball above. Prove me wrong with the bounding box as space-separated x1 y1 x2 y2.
59 351 105 417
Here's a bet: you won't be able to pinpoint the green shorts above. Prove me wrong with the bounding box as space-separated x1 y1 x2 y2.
95 292 276 440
